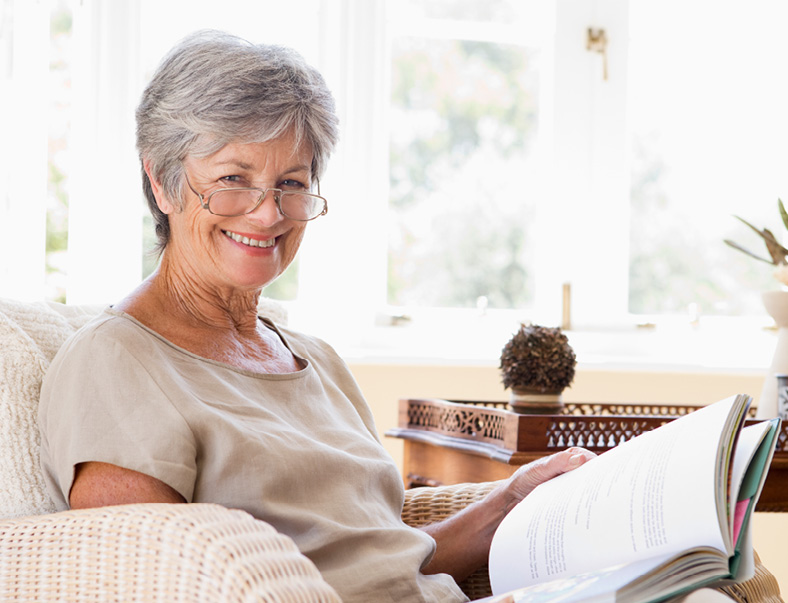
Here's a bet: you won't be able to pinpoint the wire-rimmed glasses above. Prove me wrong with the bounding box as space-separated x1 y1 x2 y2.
182 169 327 221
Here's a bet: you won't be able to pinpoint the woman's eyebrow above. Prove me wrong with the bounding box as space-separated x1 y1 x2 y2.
282 164 312 175
214 160 254 170
213 160 311 174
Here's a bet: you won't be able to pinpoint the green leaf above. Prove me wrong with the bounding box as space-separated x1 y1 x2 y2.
761 228 788 264
723 239 775 264
779 198 788 232
733 215 769 240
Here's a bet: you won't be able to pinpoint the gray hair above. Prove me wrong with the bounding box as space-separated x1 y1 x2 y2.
136 30 339 251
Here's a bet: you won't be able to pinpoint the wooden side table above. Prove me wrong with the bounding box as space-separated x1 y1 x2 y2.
385 398 788 512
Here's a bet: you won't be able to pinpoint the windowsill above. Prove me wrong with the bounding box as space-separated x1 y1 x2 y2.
325 318 776 374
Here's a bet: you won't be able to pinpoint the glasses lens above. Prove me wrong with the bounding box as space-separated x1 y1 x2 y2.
279 192 326 221
209 189 262 216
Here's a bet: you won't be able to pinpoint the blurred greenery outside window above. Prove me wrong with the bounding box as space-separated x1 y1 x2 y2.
387 1 540 311
388 37 539 310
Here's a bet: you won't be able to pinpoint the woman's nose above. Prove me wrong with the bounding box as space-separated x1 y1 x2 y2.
248 189 284 225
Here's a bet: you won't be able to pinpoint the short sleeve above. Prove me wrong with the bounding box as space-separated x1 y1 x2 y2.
39 317 198 509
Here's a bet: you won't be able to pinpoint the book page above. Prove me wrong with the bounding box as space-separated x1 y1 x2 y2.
489 396 745 595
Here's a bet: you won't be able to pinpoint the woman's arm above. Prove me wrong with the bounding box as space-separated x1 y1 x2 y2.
419 447 595 582
69 461 186 509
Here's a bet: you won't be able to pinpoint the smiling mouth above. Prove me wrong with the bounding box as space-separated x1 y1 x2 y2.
223 230 276 248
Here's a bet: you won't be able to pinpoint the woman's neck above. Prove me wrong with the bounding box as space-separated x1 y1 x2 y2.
139 256 263 336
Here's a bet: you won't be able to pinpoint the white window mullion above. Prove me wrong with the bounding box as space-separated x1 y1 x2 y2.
581 0 630 327
537 0 630 329
0 0 49 302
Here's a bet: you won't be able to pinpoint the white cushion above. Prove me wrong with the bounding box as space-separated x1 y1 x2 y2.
0 299 102 518
0 297 287 519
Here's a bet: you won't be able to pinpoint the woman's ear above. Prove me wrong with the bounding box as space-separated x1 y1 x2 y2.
143 159 178 214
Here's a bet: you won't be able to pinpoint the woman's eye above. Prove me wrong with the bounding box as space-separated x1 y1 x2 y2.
280 179 307 191
220 175 244 186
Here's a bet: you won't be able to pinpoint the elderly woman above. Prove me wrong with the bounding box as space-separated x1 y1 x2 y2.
38 30 595 602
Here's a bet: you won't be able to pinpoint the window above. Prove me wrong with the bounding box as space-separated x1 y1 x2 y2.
2 0 785 362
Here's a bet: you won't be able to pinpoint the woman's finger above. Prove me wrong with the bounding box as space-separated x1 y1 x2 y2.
507 447 596 500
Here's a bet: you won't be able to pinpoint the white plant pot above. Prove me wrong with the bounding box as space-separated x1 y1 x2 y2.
758 289 788 419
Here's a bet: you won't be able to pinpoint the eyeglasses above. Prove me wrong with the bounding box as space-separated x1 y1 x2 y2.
182 169 328 221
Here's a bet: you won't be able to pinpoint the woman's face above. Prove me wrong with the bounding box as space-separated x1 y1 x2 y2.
165 130 314 292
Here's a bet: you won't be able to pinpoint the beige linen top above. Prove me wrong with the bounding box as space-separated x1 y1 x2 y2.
39 308 467 603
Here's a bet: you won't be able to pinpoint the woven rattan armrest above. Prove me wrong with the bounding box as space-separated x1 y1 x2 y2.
0 503 340 603
403 481 499 600
402 481 783 603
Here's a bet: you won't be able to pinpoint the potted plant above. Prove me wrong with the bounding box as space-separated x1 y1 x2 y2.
725 198 788 419
500 324 576 414
723 198 788 282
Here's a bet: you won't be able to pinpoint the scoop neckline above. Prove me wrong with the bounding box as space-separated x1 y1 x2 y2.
103 306 311 380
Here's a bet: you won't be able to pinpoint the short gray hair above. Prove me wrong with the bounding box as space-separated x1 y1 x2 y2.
136 30 339 250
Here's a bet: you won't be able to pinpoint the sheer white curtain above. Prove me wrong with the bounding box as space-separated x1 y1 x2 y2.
0 0 143 304
0 0 49 301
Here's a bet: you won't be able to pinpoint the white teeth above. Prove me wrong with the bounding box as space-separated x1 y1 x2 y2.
224 230 275 248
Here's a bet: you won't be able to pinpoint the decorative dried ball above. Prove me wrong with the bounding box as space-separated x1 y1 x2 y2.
500 324 576 393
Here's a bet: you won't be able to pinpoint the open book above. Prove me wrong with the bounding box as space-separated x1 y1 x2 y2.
485 394 781 603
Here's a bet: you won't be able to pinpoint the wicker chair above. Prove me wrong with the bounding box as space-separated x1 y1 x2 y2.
0 298 783 602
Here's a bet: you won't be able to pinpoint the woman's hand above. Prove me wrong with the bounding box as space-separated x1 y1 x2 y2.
420 447 595 582
500 447 597 515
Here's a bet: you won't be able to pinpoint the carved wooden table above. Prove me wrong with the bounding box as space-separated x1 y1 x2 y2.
385 398 788 512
